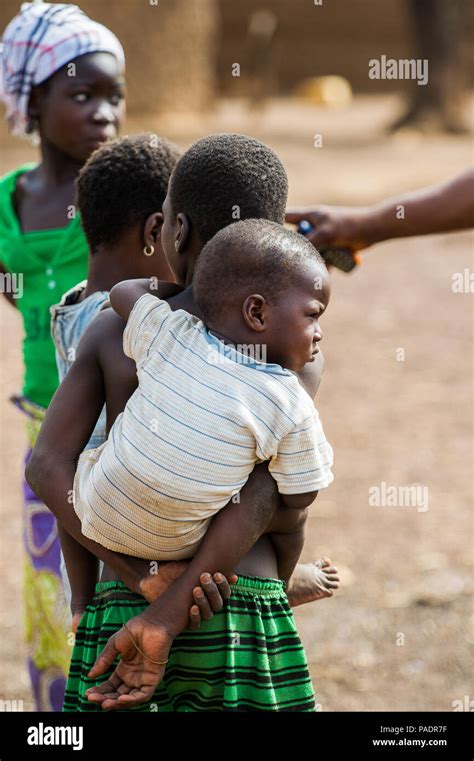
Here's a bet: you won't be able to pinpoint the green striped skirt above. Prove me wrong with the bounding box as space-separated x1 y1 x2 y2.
64 575 315 712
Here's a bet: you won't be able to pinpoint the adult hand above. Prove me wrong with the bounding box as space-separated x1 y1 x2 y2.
286 205 375 252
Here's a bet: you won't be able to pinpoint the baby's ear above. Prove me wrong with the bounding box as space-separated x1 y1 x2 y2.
242 294 267 331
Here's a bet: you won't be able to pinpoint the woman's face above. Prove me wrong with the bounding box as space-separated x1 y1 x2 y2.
32 52 126 162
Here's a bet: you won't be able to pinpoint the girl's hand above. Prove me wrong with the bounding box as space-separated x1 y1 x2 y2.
84 571 238 709
188 572 238 630
85 613 173 709
137 561 237 628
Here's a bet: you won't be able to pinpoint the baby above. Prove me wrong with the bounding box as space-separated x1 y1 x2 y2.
73 218 334 582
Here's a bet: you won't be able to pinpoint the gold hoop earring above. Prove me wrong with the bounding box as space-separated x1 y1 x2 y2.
143 245 155 257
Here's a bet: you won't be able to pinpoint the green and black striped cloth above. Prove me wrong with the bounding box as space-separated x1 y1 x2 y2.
64 575 315 712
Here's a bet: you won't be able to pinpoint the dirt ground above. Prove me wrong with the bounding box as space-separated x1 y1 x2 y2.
0 95 472 711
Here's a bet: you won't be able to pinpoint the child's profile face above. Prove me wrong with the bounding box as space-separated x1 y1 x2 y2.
266 262 330 373
32 52 125 162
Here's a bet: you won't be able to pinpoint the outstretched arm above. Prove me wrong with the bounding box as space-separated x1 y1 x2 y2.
286 168 474 251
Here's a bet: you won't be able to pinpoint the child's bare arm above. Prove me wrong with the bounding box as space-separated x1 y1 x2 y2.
268 493 318 583
58 524 99 627
266 355 330 582
109 278 182 321
268 506 310 584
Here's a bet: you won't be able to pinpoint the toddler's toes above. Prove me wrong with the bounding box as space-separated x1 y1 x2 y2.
315 557 332 569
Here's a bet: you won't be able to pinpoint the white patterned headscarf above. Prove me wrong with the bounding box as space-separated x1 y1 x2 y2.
0 2 125 136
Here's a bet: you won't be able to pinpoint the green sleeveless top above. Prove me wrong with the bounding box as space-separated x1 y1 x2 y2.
0 165 89 407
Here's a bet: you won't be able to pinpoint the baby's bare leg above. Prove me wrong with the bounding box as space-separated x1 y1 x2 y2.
267 507 309 585
267 505 340 604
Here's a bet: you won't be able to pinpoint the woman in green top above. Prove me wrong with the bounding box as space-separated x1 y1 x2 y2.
0 2 125 711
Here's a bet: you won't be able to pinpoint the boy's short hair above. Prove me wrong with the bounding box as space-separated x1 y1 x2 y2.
77 133 181 252
168 133 288 244
193 219 327 324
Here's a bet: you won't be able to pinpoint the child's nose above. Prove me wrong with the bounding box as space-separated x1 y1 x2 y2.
92 102 116 124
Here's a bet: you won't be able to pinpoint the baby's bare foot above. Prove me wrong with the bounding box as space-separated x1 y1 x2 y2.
287 557 340 607
139 560 189 602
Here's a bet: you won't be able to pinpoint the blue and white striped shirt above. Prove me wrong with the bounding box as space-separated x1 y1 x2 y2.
73 294 334 559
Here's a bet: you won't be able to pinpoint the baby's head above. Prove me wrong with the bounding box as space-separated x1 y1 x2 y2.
193 219 330 372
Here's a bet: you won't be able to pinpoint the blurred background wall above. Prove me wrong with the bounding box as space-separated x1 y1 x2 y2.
217 0 473 94
1 0 472 118
0 0 220 113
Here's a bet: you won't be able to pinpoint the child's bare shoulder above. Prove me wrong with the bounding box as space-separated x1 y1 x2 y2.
89 307 131 366
73 306 124 356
